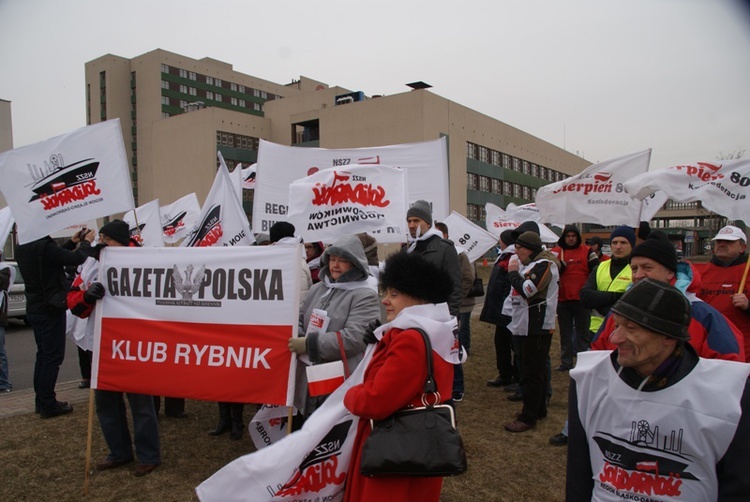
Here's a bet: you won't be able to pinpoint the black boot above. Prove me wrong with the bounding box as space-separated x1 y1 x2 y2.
229 403 244 440
208 403 231 436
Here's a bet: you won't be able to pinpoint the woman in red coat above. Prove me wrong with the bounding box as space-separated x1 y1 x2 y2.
343 252 464 502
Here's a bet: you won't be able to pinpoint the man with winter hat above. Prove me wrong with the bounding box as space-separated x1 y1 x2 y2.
269 221 312 303
550 225 599 371
567 279 750 500
503 231 560 432
401 200 462 318
694 225 750 362
591 231 745 361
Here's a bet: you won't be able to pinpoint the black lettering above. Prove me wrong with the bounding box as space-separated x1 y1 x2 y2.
253 269 268 300
163 268 176 298
142 268 152 297
238 269 252 300
120 268 131 296
212 268 226 300
132 268 142 297
153 268 164 297
227 269 237 300
107 268 118 296
269 269 284 300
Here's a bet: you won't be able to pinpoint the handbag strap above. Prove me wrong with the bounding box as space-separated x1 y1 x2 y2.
335 331 351 378
411 328 438 398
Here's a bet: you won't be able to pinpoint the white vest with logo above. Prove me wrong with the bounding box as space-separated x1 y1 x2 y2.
572 350 750 501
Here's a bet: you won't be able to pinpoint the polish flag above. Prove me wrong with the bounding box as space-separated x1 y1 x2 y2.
307 361 346 396
636 461 658 473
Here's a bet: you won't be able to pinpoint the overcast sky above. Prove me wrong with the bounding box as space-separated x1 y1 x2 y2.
1 0 749 170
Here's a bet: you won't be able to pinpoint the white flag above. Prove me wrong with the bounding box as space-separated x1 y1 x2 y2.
535 149 653 227
253 138 449 244
248 405 291 451
623 159 750 223
288 165 407 243
123 199 164 247
484 202 560 243
160 193 201 244
0 206 15 252
182 162 254 247
0 120 134 244
241 164 257 190
442 211 498 263
219 151 243 203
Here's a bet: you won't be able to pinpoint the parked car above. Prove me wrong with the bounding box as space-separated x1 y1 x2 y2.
5 262 27 323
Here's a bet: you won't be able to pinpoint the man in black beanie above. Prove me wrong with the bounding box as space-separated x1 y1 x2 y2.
567 279 750 500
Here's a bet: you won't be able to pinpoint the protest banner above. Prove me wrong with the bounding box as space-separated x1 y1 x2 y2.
160 193 201 244
123 199 164 247
252 138 448 243
197 346 374 502
249 404 292 450
0 206 14 251
535 149 658 226
287 165 407 243
442 211 497 263
0 119 134 244
92 245 300 405
182 161 254 247
484 202 560 243
623 158 750 224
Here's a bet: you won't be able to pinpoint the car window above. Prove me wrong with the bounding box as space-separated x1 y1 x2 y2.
11 263 24 284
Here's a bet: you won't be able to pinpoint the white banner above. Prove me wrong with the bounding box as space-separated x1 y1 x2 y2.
197 346 374 502
0 120 134 244
248 404 291 451
442 211 498 263
219 151 243 203
160 193 201 244
241 164 257 190
624 159 750 223
484 202 560 243
92 246 300 404
253 138 449 244
0 206 15 252
49 220 98 240
535 149 655 227
123 199 164 247
182 163 254 247
288 165 407 243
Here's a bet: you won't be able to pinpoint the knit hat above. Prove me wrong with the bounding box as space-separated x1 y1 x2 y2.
500 229 516 246
510 220 540 240
269 222 295 243
514 231 542 253
609 226 636 248
99 220 131 246
712 225 747 242
588 236 604 248
380 252 453 304
406 200 433 226
630 231 677 273
611 278 691 340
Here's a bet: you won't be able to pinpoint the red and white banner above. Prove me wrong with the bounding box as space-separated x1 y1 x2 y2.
484 202 560 243
306 361 345 397
253 138 449 244
182 162 254 247
0 120 134 244
287 165 407 243
442 211 497 263
624 159 750 223
535 149 657 227
123 199 164 247
160 193 201 244
92 245 300 404
0 206 14 252
197 346 374 502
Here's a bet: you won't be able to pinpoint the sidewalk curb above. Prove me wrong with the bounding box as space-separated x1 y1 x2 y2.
0 380 92 419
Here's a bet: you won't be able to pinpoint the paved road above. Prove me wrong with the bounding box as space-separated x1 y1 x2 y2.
4 318 84 391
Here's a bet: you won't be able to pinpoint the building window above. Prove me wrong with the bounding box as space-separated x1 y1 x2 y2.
491 150 501 166
161 64 169 73
523 186 531 200
161 96 169 105
162 112 170 119
206 91 214 100
215 78 222 87
253 89 260 97
206 76 214 85
503 181 512 194
479 146 489 163
179 69 187 78
479 175 490 192
512 158 520 171
466 142 477 160
261 90 267 99
161 80 169 90
188 71 196 81
231 83 237 91
189 87 197 96
239 99 245 107
521 161 529 175
491 178 501 194
531 188 537 199
253 102 260 111
238 85 245 93
467 204 478 220
179 84 187 94
179 100 187 109
216 94 222 102
502 154 510 169
513 183 522 198
467 173 478 190
231 97 238 106
530 163 538 177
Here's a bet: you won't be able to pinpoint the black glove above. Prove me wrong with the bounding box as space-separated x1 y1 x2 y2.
84 282 105 303
363 319 382 344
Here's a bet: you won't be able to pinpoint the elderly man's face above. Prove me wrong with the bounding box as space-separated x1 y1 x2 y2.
610 313 677 376
713 239 746 263
406 217 430 238
630 256 674 285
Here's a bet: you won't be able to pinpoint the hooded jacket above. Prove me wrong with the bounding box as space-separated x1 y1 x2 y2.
590 261 745 361
480 244 515 326
550 225 599 302
297 235 381 414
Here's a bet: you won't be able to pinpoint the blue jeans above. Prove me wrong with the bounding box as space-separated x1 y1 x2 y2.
0 325 10 389
95 390 161 465
27 311 67 411
453 312 472 394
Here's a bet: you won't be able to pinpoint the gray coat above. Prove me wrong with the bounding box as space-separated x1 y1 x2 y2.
296 235 381 414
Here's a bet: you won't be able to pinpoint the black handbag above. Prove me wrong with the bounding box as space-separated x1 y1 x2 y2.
467 276 484 297
359 329 468 478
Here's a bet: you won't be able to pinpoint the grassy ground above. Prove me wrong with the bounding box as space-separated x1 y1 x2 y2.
0 265 570 501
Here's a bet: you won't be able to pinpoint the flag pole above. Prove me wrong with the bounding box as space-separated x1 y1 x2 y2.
287 407 294 434
738 255 750 295
83 387 95 495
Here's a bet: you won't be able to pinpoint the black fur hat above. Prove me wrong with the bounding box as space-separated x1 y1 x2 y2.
380 252 454 304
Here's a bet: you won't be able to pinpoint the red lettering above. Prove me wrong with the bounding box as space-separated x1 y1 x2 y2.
39 180 101 210
598 461 682 497
311 172 390 207
197 224 223 247
275 457 346 496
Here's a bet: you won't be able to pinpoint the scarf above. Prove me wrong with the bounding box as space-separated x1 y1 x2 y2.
405 226 444 253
